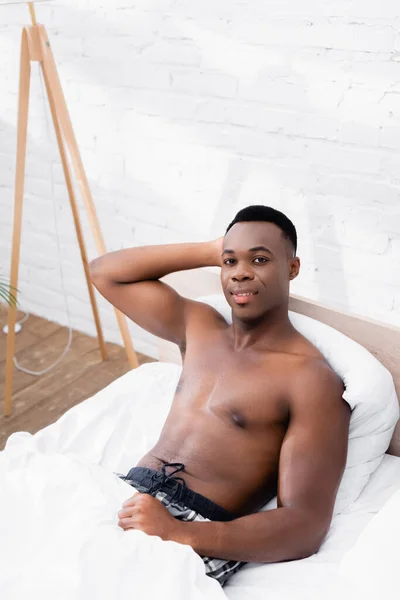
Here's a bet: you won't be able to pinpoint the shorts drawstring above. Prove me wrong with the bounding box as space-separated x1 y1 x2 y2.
146 462 188 503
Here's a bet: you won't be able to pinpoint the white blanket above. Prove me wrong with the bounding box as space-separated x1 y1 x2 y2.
0 364 225 600
0 440 226 600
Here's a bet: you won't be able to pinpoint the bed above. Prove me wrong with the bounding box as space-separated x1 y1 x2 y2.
1 267 400 600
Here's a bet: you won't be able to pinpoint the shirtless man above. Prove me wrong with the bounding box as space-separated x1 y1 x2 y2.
89 205 350 586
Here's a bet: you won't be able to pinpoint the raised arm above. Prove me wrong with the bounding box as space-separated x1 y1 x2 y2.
173 363 350 563
89 240 221 347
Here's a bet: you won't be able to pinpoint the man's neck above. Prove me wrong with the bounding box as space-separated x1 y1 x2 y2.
229 304 296 352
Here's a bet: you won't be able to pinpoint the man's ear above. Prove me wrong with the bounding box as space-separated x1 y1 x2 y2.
289 257 300 280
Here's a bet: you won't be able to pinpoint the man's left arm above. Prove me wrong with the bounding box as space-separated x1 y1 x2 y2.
172 364 350 563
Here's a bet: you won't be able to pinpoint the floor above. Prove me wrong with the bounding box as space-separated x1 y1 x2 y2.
0 306 155 450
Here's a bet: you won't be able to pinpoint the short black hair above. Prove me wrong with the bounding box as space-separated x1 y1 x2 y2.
225 205 297 255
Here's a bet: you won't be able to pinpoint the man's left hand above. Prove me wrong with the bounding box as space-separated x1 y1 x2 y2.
117 493 184 543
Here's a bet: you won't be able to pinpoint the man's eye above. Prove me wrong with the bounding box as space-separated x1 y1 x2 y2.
254 257 269 263
224 258 236 265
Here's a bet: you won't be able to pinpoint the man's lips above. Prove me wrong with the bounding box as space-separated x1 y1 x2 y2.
230 290 258 304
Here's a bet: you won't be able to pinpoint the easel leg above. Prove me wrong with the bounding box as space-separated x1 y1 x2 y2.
41 64 108 362
38 26 139 368
5 30 31 416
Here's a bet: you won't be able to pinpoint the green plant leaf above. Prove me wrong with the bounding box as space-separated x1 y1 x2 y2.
0 281 19 307
0 280 17 290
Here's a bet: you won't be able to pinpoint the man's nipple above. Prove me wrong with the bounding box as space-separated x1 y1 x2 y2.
231 411 246 429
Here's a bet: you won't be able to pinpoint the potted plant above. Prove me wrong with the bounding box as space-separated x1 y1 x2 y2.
0 276 18 308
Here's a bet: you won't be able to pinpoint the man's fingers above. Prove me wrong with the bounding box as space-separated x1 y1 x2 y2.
118 507 133 519
118 492 154 530
118 518 135 530
122 493 140 508
119 492 148 518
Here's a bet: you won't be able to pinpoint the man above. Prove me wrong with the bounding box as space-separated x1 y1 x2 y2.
89 205 350 586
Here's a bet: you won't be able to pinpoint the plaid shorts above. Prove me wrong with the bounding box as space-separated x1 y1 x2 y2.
117 463 245 586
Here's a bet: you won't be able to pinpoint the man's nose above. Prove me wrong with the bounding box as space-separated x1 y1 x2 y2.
232 274 252 282
231 265 254 282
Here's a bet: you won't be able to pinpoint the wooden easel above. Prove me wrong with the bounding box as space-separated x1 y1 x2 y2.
4 2 139 417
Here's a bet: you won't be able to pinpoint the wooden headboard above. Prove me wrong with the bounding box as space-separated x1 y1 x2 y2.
162 268 400 457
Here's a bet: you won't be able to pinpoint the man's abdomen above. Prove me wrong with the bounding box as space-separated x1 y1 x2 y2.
136 406 284 515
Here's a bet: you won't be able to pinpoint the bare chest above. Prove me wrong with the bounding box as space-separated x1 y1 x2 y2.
174 343 289 432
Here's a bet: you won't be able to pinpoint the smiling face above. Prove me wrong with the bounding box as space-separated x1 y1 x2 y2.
221 221 300 322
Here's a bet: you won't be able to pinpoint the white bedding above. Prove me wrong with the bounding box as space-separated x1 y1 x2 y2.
225 453 400 600
337 469 400 600
1 363 399 599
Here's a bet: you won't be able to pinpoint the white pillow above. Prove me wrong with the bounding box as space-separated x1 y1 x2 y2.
197 294 400 514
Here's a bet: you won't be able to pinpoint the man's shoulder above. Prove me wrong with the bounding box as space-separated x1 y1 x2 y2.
293 353 343 387
287 351 346 413
185 298 229 331
285 332 342 383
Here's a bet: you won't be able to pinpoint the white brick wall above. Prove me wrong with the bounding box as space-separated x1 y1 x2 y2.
1 0 400 361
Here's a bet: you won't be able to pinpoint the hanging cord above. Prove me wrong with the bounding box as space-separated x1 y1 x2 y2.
13 64 73 376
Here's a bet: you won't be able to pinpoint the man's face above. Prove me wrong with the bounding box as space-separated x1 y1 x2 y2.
221 221 300 321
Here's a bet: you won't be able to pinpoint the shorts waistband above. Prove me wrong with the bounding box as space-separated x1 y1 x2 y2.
122 464 235 522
